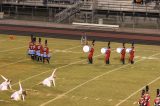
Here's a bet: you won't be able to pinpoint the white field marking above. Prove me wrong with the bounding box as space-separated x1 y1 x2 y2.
115 53 160 106
108 99 112 102
0 45 80 70
0 46 27 53
54 50 82 54
83 97 88 99
0 99 11 103
63 45 81 51
11 54 103 87
0 58 29 68
96 98 100 100
40 52 160 106
11 45 89 86
71 96 75 98
0 39 7 42
0 45 80 73
133 101 137 105
135 56 159 60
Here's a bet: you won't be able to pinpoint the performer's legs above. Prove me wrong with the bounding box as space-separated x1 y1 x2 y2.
52 79 55 87
31 55 34 60
107 58 110 64
43 57 45 63
88 57 92 64
46 58 50 64
122 58 125 64
90 57 93 64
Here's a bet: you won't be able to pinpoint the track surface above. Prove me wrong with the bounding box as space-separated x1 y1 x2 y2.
0 25 159 45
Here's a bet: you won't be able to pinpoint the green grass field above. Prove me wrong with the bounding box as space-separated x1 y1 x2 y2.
0 34 160 106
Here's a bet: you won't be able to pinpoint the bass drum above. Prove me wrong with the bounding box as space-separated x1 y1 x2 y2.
101 48 107 54
83 45 91 53
116 48 123 53
126 48 131 53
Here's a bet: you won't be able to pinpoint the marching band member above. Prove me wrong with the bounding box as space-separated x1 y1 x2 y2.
105 41 111 64
129 42 135 64
143 85 150 106
138 89 146 106
0 75 12 91
154 89 160 106
42 69 56 87
11 81 27 101
30 37 36 60
88 40 95 64
36 38 43 61
43 40 50 64
121 43 126 64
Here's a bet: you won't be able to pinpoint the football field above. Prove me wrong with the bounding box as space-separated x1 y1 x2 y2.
0 34 160 106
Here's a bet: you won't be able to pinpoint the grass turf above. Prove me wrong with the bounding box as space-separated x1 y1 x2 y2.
0 34 160 106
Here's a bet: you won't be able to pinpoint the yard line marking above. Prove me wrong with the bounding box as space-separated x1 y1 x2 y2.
0 58 29 68
0 46 27 53
133 101 137 104
0 99 11 103
10 45 85 86
83 97 88 99
54 50 82 54
116 76 160 106
108 99 112 102
96 98 100 100
64 45 81 51
0 39 6 42
11 54 103 87
40 52 160 106
0 45 80 72
115 53 160 106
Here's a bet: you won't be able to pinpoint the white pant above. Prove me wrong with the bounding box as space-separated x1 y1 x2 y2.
30 50 35 55
11 91 21 101
36 50 41 56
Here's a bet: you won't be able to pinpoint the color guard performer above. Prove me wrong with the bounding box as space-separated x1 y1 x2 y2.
105 41 111 64
143 85 150 106
42 69 56 87
88 40 95 64
11 81 27 101
154 89 160 106
43 40 50 64
0 75 12 91
121 43 126 64
129 42 135 64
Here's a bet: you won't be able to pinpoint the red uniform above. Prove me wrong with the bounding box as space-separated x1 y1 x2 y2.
43 46 49 57
43 46 50 63
105 48 111 64
129 48 135 64
138 97 147 106
121 48 126 64
154 97 160 106
143 93 150 106
36 43 43 54
88 47 94 64
121 48 126 60
88 48 94 58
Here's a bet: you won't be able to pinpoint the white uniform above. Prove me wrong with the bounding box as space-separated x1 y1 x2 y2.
42 69 56 87
0 75 12 91
11 82 25 101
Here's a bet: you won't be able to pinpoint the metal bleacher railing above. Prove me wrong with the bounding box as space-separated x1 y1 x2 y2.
1 0 159 13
